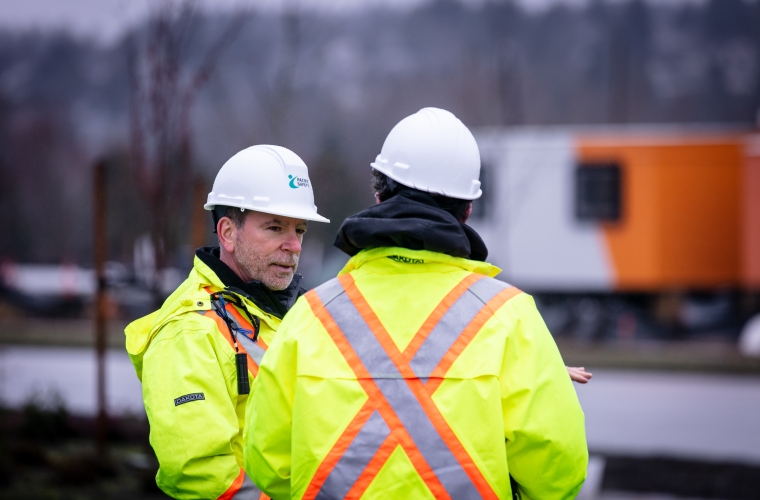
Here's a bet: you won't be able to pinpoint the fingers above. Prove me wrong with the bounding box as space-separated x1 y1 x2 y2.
567 366 593 384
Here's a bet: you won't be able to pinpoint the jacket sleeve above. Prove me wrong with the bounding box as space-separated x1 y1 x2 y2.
498 294 588 500
141 316 262 499
244 305 302 499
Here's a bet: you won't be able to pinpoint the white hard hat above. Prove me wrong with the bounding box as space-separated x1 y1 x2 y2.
205 145 329 223
371 107 482 200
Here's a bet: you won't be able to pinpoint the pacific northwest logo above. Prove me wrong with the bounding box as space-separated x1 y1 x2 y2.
288 175 310 189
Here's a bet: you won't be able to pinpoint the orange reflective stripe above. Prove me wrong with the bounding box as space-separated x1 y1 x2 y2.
402 272 484 362
218 467 269 500
218 468 245 500
201 288 267 377
305 273 521 499
224 303 269 350
202 309 260 378
340 274 499 499
304 290 451 500
344 434 397 500
428 286 521 386
305 291 373 379
340 274 415 378
303 400 376 500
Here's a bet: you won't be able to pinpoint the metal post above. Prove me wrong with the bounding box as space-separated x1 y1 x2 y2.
93 160 108 457
190 175 208 253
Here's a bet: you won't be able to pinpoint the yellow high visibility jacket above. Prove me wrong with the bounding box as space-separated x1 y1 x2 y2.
126 255 277 499
245 247 588 500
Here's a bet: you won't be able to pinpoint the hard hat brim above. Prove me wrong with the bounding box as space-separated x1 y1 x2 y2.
370 162 482 201
204 202 330 223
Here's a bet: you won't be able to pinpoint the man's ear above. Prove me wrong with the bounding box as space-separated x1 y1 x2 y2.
460 203 473 224
217 217 236 253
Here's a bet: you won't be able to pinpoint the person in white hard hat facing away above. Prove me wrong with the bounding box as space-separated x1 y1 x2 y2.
244 109 588 499
125 145 328 499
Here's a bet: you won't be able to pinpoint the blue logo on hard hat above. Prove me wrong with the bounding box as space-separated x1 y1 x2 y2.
288 175 310 189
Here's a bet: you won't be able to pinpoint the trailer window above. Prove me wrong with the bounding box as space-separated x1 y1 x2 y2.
575 162 621 222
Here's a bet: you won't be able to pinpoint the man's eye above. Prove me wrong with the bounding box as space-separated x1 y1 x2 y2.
267 226 282 231
296 228 306 235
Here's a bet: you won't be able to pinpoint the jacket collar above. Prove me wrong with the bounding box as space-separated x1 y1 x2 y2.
195 246 305 320
333 190 488 261
339 247 501 278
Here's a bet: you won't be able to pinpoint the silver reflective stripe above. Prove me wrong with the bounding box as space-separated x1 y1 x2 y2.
319 283 482 499
374 378 480 498
314 410 391 500
468 277 511 305
316 288 398 379
236 331 266 367
409 277 509 377
212 301 267 368
230 473 264 499
314 278 345 307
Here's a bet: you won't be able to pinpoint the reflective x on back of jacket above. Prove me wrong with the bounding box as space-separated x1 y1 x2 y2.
302 272 520 500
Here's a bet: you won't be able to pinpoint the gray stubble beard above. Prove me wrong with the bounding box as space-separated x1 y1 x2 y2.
236 237 299 291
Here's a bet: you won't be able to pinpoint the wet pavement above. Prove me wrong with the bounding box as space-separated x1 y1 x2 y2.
2 346 760 466
0 345 143 416
574 369 760 465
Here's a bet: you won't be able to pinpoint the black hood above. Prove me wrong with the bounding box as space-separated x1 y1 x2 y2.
334 190 488 261
195 247 305 319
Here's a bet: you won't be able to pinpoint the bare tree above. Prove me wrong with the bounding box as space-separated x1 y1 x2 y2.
246 0 335 145
127 2 247 301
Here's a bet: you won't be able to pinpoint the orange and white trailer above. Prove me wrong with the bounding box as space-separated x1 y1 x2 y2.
471 125 760 336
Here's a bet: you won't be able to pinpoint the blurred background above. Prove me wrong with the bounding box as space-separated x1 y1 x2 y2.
1 0 760 498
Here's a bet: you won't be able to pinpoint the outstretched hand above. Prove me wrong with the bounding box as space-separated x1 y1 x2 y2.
567 366 593 384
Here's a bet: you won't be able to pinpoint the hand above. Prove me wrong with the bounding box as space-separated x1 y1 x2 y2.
567 366 592 384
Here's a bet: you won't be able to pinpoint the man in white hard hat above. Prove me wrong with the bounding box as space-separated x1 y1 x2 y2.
125 145 328 499
245 109 588 499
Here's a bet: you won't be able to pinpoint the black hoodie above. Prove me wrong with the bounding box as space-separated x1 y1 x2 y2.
195 246 305 319
334 189 488 261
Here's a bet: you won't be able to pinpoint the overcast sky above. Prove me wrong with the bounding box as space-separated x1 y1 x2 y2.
0 0 724 45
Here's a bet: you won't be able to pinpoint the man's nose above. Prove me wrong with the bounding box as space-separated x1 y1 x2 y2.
282 229 302 254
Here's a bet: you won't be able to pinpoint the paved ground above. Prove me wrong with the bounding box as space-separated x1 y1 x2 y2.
574 369 760 465
0 345 144 416
597 494 713 500
3 346 760 466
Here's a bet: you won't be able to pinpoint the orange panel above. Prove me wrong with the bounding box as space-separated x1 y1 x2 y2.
743 136 760 289
578 135 743 291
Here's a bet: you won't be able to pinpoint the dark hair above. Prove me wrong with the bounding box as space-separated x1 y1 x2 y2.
211 205 248 232
223 206 248 228
370 168 472 220
371 168 395 202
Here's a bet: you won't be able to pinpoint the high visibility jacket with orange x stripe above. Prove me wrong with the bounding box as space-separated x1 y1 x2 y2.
126 255 276 499
245 247 588 500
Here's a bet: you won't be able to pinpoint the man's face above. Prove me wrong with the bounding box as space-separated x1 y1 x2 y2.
233 211 307 290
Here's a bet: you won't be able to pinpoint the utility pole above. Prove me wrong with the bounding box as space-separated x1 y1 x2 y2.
93 159 108 458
